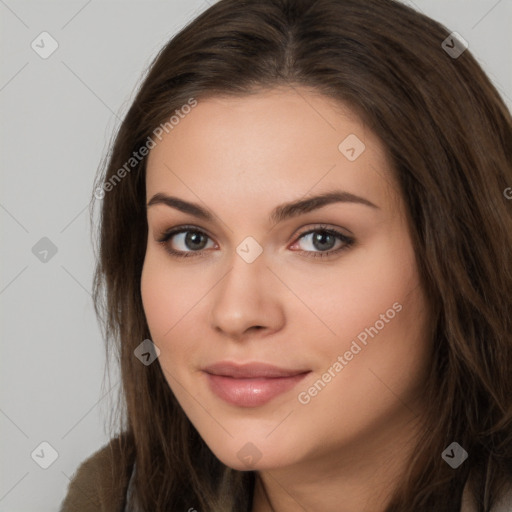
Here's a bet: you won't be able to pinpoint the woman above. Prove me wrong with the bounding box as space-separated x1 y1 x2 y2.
60 0 512 510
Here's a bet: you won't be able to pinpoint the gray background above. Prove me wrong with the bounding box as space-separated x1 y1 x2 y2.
1 1 510 510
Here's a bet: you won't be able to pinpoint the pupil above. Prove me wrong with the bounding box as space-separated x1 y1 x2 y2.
186 232 207 250
313 231 335 251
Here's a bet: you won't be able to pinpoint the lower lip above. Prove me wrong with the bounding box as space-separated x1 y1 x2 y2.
205 372 310 408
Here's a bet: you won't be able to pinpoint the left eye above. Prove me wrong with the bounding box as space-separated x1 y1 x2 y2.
292 229 351 253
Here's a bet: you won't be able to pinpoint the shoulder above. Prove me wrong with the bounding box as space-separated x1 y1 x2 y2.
59 437 132 512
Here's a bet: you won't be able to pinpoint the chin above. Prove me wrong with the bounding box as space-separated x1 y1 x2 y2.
202 433 301 473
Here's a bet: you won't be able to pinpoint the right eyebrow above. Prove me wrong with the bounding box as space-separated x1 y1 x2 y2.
147 193 213 220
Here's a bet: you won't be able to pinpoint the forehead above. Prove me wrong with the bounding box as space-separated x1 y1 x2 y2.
145 88 398 215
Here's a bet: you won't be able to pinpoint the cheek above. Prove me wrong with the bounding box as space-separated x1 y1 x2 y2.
140 249 198 340
316 254 428 412
140 250 209 378
140 255 171 340
290 230 419 349
299 230 429 393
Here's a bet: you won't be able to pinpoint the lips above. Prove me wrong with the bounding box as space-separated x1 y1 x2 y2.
203 361 309 378
202 361 311 407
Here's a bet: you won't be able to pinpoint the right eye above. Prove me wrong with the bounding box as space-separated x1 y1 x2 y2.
157 226 217 258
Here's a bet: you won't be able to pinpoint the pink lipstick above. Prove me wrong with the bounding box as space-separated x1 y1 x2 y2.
202 361 311 407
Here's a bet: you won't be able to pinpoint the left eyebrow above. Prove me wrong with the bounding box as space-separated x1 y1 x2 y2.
269 190 379 225
146 189 379 225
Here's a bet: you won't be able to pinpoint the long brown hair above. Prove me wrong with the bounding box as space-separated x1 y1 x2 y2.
91 0 512 510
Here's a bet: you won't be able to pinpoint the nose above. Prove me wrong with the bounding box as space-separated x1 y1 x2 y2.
209 250 285 341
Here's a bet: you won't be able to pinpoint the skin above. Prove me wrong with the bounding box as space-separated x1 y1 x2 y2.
141 87 432 511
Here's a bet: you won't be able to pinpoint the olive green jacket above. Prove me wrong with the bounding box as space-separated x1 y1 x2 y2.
60 441 512 512
60 439 131 512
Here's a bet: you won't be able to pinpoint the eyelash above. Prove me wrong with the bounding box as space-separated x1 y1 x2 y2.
156 224 355 260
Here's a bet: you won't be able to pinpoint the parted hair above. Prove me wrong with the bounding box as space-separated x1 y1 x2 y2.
91 0 512 510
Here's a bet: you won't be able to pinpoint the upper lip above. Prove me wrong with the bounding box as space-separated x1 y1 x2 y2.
202 361 311 379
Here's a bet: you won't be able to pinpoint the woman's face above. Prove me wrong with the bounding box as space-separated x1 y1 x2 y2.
141 87 431 472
